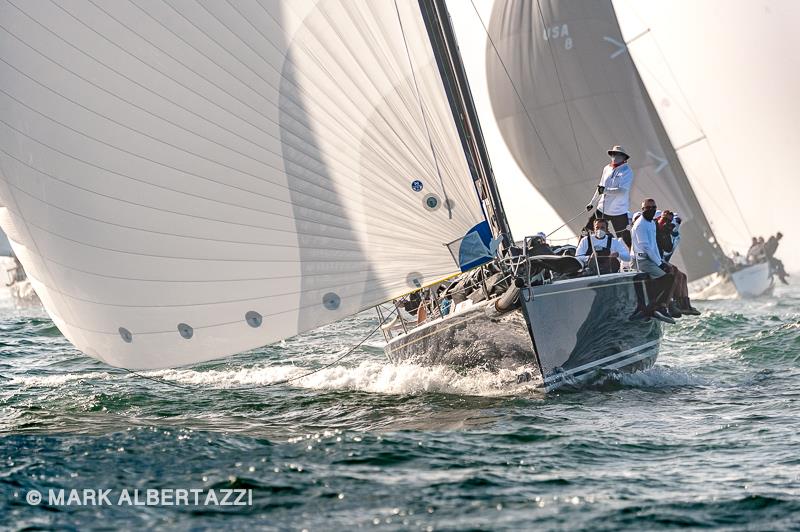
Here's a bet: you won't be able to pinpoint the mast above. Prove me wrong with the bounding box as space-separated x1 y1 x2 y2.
418 0 513 244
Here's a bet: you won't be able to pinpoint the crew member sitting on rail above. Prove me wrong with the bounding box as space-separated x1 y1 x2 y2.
655 210 701 317
586 145 634 248
576 218 630 274
764 232 789 284
746 237 761 263
631 198 675 323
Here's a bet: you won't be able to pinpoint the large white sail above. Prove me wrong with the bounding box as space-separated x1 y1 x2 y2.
0 0 489 369
614 0 800 263
484 0 725 281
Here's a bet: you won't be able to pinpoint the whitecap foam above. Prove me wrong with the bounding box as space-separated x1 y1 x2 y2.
154 361 542 397
11 371 116 388
605 365 711 388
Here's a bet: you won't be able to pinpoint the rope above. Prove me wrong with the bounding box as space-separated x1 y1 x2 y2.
470 0 555 166
394 0 452 219
117 307 397 392
624 6 752 240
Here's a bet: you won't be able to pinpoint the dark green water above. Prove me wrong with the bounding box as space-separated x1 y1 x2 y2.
2 284 800 530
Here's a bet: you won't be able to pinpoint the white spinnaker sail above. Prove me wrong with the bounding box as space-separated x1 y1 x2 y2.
614 0 800 262
0 0 488 369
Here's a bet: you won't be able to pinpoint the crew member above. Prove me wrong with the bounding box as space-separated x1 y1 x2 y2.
765 232 789 284
631 198 675 323
587 145 634 247
746 237 760 263
576 218 630 274
655 210 700 317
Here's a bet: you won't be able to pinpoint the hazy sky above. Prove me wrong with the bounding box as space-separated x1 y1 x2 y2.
447 0 567 243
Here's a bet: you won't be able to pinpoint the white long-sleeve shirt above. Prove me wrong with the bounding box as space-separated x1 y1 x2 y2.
575 234 631 264
632 216 662 265
591 163 633 216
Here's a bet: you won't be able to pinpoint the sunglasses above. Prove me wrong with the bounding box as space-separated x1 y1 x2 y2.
643 205 657 211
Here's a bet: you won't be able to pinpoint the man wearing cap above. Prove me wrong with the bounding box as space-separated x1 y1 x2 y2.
586 145 634 247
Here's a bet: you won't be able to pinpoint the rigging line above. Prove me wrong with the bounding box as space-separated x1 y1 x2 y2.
394 0 452 219
118 306 397 392
533 0 588 180
469 0 554 166
623 8 752 239
704 139 753 238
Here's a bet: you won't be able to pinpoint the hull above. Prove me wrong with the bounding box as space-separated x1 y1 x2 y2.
384 300 537 372
522 273 661 391
690 262 773 300
731 262 773 298
385 272 661 392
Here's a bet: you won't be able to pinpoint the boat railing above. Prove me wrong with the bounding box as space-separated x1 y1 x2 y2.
375 231 641 342
375 260 513 342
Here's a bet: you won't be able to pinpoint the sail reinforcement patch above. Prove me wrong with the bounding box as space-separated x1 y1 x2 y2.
118 327 132 343
177 323 194 339
322 292 341 310
422 193 440 211
245 311 263 328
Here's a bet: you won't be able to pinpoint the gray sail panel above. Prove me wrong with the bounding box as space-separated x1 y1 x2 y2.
485 0 721 280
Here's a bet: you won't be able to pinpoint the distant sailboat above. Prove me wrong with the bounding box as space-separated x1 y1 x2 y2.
612 0 791 298
0 0 662 390
0 224 38 303
484 0 726 282
483 0 773 298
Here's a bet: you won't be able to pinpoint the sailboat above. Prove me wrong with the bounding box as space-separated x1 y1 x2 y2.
0 0 661 391
612 0 789 299
0 227 37 302
483 0 773 299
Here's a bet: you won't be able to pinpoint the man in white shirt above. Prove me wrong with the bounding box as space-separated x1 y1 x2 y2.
576 219 630 274
631 198 675 323
586 145 634 247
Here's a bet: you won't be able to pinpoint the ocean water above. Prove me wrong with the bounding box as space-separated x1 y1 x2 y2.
2 283 800 530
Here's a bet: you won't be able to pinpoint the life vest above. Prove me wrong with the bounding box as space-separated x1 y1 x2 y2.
584 234 619 274
583 234 613 256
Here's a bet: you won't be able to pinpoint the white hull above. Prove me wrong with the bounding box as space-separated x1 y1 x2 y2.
689 262 773 300
730 262 773 298
8 279 40 304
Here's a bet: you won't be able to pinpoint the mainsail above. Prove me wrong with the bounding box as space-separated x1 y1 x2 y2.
484 0 725 281
0 0 491 369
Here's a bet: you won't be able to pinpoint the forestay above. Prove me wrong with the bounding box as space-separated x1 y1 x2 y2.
0 0 488 369
484 0 724 281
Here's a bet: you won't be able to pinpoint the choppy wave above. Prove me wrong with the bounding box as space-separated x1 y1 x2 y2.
4 283 800 529
154 361 542 397
584 365 711 390
731 319 800 363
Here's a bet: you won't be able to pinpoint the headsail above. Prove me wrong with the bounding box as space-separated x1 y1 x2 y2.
484 0 725 280
0 0 489 369
614 0 800 262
